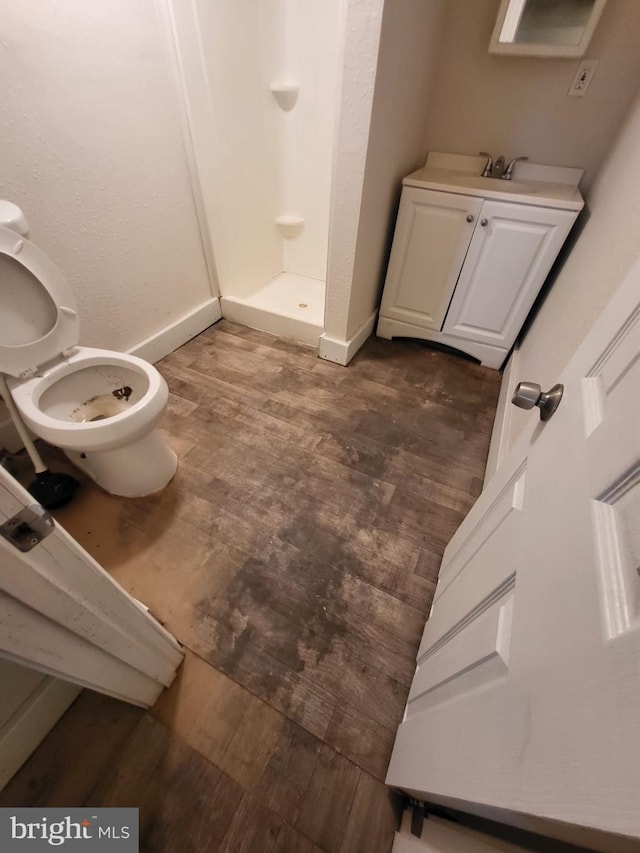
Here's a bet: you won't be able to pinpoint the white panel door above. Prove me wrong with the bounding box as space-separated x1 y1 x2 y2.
387 258 640 840
442 201 577 348
379 188 482 331
0 466 183 708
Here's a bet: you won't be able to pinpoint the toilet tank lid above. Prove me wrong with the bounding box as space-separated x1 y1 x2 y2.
0 225 79 378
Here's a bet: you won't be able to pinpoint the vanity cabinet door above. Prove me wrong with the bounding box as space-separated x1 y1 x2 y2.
379 187 482 331
442 200 577 349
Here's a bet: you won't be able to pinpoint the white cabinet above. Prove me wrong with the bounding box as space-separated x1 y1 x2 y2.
443 200 577 349
377 187 579 368
378 188 483 332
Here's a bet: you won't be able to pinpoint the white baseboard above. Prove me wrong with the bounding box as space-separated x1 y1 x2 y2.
484 345 519 485
128 297 221 364
319 310 377 366
0 677 81 790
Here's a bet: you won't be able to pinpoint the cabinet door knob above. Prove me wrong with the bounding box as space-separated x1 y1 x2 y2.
480 218 488 226
466 214 474 223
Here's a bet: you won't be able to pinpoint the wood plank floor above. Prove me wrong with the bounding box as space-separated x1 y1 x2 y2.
1 321 500 852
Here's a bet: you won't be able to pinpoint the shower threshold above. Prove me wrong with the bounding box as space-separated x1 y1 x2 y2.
220 272 325 347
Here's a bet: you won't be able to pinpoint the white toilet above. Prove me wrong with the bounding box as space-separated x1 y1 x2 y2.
0 201 177 497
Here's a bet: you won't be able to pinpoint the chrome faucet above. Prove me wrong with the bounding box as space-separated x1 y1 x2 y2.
479 152 493 177
502 156 528 180
479 152 528 180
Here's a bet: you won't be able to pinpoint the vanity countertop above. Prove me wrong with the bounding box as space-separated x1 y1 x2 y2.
404 153 585 212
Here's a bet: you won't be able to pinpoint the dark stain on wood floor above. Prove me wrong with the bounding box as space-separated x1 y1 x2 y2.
1 320 500 852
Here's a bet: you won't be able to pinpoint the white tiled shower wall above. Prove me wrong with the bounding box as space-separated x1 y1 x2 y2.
193 0 342 298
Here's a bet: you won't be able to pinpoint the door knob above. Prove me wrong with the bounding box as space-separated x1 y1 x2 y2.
511 381 563 421
466 214 474 222
480 218 488 226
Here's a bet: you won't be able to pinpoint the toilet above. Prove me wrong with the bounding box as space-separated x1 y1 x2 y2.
0 201 177 497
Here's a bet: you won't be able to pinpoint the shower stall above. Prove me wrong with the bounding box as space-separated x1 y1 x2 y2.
167 0 343 346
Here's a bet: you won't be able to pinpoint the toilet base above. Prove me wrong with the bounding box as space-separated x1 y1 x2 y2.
66 429 178 497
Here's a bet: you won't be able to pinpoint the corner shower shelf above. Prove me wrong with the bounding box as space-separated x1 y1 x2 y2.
275 215 305 239
270 82 299 111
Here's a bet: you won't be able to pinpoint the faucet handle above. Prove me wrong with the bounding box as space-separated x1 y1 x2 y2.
504 156 528 180
479 151 493 177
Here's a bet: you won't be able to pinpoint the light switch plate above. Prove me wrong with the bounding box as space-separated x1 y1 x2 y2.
568 59 599 98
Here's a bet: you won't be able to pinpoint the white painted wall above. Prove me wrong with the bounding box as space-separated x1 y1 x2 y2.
345 0 446 341
500 88 640 454
0 660 43 729
424 0 640 192
0 0 212 353
189 0 341 297
323 0 384 345
324 0 445 348
0 659 80 791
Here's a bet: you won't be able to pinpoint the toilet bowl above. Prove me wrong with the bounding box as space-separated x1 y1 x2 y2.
0 204 177 497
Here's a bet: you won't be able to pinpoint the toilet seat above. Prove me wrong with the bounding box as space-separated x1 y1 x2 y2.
8 347 169 452
0 225 79 377
0 216 177 496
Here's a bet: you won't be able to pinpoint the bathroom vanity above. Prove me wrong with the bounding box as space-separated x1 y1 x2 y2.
376 152 584 368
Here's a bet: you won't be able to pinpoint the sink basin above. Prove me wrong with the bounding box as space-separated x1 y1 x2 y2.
403 155 585 213
442 173 539 195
